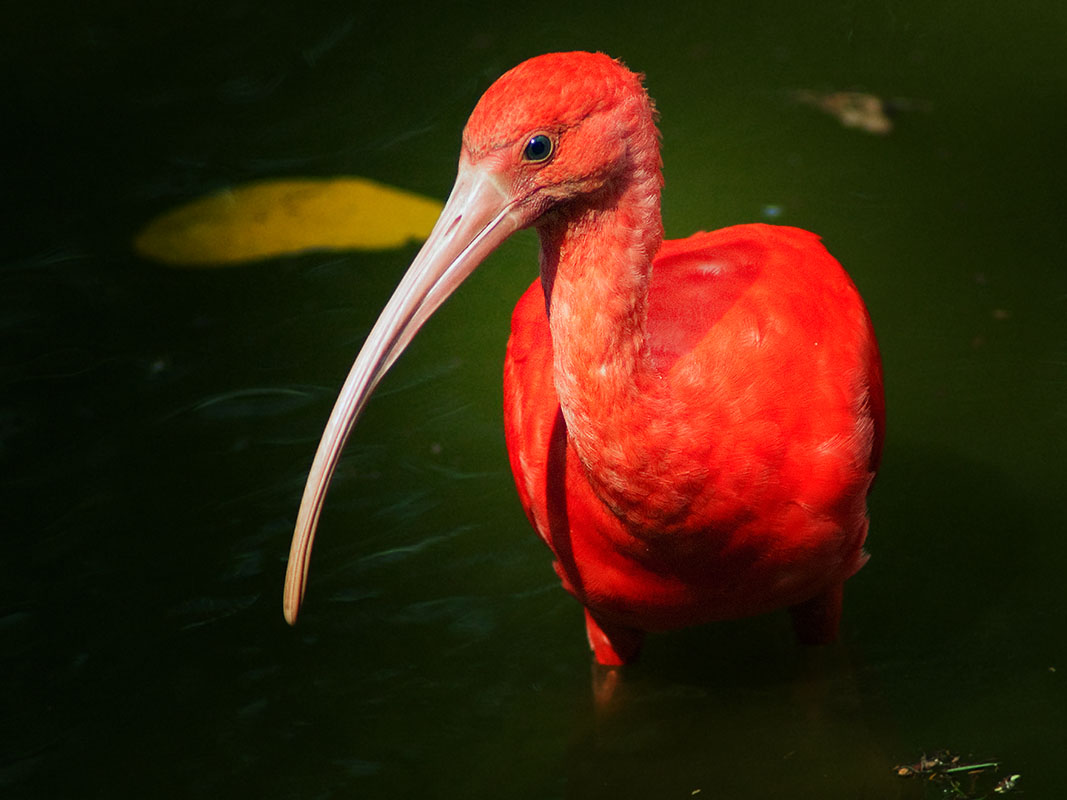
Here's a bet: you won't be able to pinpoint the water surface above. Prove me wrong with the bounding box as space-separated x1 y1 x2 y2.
5 2 1066 797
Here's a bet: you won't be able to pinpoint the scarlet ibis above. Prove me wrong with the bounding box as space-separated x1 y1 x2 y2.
284 52 884 666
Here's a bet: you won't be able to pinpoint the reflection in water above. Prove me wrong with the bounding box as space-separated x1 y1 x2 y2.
565 640 903 799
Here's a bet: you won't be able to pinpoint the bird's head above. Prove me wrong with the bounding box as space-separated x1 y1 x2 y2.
461 52 660 223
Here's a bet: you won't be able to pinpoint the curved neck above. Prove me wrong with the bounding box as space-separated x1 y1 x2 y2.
536 154 698 529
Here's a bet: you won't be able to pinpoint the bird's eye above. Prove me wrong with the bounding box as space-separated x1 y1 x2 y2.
522 134 554 163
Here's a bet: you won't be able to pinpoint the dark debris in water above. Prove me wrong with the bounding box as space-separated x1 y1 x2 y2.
894 749 1021 798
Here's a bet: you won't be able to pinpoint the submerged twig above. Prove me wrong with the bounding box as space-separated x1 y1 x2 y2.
893 749 1021 798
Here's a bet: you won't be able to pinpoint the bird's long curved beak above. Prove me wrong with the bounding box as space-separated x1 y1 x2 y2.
284 159 523 624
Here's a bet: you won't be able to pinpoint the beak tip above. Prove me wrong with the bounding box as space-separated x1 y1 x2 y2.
283 605 299 626
283 585 303 626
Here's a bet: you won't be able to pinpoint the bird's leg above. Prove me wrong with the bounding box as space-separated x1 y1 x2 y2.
584 608 645 665
789 583 844 645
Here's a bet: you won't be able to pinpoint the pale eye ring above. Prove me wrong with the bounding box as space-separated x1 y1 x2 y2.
522 133 554 163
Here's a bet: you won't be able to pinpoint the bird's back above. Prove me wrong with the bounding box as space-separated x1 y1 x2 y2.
648 224 884 470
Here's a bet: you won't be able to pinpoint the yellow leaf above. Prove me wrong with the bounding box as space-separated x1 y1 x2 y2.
134 177 443 266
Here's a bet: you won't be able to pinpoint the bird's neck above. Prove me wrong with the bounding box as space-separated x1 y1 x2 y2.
536 161 697 529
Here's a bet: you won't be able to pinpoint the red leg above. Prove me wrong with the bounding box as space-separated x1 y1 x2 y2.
584 608 645 665
789 582 844 645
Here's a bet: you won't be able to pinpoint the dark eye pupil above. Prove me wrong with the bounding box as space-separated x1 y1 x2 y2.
523 134 552 162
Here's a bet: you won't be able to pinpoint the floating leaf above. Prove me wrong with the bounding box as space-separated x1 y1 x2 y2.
790 90 929 135
135 177 443 266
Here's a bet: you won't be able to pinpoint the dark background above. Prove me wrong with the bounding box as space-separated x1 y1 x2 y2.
4 2 1066 797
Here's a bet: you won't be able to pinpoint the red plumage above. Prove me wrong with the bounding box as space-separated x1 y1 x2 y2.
284 52 884 667
504 224 882 663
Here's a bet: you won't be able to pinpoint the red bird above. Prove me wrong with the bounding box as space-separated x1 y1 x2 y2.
284 52 884 666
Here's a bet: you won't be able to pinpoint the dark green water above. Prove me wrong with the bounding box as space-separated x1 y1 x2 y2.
5 2 1066 797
